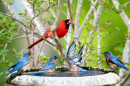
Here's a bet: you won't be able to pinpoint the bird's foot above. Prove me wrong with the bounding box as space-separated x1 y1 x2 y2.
17 70 25 74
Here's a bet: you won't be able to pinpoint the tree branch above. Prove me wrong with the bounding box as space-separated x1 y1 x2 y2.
112 0 130 27
0 12 56 47
45 0 56 19
4 27 22 50
94 38 130 50
67 0 74 30
112 0 130 80
29 3 57 25
81 2 104 66
116 72 130 86
79 0 99 35
21 0 45 34
122 1 130 7
74 0 83 44
89 4 104 43
51 0 65 57
12 35 31 40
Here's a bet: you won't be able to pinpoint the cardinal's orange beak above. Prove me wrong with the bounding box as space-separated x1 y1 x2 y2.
67 20 72 24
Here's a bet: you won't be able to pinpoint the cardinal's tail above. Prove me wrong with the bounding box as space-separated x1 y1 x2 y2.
27 38 44 49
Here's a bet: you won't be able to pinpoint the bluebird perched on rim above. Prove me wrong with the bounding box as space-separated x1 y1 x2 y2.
102 51 130 71
67 41 86 72
4 52 31 74
39 56 58 73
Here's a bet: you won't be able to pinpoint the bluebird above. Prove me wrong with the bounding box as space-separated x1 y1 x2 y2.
67 41 86 72
102 51 130 71
4 52 31 74
39 56 58 73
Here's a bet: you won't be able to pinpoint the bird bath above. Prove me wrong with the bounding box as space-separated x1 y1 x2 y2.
6 67 120 86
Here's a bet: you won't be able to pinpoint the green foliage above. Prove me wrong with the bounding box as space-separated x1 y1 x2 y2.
118 5 123 10
38 55 50 63
56 57 66 66
0 14 18 42
37 55 65 66
41 17 52 24
6 0 13 5
0 13 21 70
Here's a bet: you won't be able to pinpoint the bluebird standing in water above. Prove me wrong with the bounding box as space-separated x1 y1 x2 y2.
39 56 58 73
67 41 86 72
4 52 31 74
102 51 130 71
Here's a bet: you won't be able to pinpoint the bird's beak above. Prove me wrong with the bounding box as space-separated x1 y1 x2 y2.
56 58 59 60
67 20 72 24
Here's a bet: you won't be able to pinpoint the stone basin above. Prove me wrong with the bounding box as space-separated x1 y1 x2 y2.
6 67 121 86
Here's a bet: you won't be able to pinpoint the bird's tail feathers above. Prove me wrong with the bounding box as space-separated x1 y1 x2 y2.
78 45 84 54
4 71 9 74
27 38 44 49
4 68 13 74
79 53 83 55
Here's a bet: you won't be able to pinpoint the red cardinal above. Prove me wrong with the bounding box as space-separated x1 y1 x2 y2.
27 19 72 49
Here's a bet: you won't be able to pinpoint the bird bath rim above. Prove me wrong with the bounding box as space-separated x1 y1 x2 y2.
6 66 121 86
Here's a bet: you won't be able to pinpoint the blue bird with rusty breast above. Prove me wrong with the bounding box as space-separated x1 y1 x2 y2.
4 52 31 74
102 51 130 71
67 41 86 72
39 56 58 72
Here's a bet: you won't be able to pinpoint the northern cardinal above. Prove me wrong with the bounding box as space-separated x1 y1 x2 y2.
27 19 72 49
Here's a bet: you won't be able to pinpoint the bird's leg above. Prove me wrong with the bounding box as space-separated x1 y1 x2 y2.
70 66 78 72
17 69 25 74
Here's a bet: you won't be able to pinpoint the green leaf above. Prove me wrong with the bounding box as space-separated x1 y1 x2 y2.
6 36 12 40
9 63 13 66
118 5 123 10
30 57 33 59
0 72 4 76
86 38 91 44
6 0 13 5
20 49 25 53
118 10 122 13
19 13 23 15
0 50 6 55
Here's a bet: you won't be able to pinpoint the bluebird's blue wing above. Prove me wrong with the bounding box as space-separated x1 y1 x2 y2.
110 56 129 71
12 58 29 72
4 57 29 74
41 62 56 71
